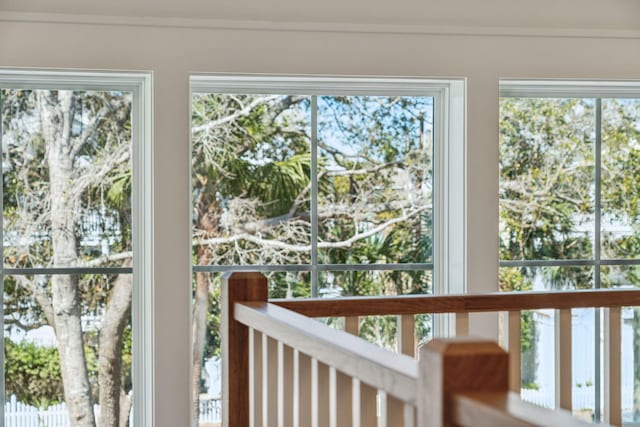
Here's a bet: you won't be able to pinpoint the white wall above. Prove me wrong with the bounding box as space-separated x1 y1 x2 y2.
1 4 640 426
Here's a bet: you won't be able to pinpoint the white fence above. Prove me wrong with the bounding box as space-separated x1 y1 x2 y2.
4 395 222 427
522 387 635 422
5 395 98 427
198 398 221 424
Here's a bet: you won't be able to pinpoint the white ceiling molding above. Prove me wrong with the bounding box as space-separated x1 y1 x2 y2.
1 11 640 39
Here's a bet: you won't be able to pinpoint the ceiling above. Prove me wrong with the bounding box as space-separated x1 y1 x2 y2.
1 0 639 31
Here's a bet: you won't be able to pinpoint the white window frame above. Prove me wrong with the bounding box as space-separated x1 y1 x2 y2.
499 79 640 422
189 74 466 333
0 69 154 427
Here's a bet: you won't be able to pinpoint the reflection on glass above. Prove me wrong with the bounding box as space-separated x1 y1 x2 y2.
4 274 132 425
317 96 434 265
2 89 133 268
191 93 312 266
499 98 595 261
601 99 640 259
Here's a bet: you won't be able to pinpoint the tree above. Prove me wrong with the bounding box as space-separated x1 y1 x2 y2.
499 96 640 417
499 97 596 387
190 93 434 420
2 89 133 426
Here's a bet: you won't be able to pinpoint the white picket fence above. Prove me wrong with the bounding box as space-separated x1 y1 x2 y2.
4 395 222 426
198 398 222 424
4 395 99 427
522 387 636 422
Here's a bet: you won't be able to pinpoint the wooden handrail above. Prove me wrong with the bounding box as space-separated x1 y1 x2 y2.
272 288 640 317
224 272 627 426
452 392 597 427
235 301 418 404
419 338 607 427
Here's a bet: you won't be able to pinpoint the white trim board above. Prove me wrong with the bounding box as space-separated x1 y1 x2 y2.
1 11 640 40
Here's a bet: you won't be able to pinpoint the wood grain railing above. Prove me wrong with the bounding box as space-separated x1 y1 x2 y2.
222 272 639 426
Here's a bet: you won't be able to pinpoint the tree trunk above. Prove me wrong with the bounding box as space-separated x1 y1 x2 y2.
192 254 212 425
192 177 220 425
40 91 96 427
119 390 133 427
98 266 132 427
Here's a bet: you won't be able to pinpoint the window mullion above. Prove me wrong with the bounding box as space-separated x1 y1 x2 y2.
0 86 5 418
595 97 602 285
594 97 603 422
311 95 319 297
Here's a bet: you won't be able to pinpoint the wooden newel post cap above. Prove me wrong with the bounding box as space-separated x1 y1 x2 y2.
418 337 509 427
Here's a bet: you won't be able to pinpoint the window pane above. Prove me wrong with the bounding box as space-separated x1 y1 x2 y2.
601 98 640 259
319 268 431 297
191 93 312 266
266 270 311 299
192 272 222 427
500 267 597 417
514 307 597 420
621 306 640 423
319 269 432 353
499 98 595 261
518 308 556 409
2 89 133 268
4 273 132 425
191 270 311 425
602 265 640 422
317 96 433 265
500 266 594 291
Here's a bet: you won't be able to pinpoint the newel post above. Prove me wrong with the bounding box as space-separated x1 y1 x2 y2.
222 272 268 427
417 337 509 427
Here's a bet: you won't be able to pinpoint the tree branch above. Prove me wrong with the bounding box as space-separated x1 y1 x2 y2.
325 160 403 177
4 317 49 331
15 275 56 328
71 98 129 159
84 252 133 268
197 206 428 252
192 95 281 134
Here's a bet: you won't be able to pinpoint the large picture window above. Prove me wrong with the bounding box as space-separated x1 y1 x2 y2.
499 81 640 423
0 71 152 427
189 76 465 425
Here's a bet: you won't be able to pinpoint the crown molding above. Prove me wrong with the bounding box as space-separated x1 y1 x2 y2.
1 11 640 39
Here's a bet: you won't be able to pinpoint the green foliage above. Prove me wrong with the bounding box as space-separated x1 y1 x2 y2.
500 98 595 272
499 97 640 396
4 339 64 407
500 97 640 287
2 89 134 411
190 93 435 362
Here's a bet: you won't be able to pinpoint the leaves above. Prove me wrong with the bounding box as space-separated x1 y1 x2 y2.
4 338 64 407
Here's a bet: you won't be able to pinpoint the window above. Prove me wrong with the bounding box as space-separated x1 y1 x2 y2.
0 71 152 427
189 76 465 425
499 81 640 423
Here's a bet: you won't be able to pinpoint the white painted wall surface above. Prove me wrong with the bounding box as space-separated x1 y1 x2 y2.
0 2 639 425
